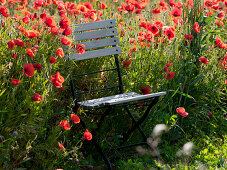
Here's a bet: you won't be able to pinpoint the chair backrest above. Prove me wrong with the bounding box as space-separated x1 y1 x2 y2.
69 19 124 102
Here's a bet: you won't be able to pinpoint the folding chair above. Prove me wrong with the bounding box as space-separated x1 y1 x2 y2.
68 19 166 169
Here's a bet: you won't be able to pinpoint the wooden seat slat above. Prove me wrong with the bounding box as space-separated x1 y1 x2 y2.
78 37 119 50
71 19 116 32
69 46 121 61
73 28 118 41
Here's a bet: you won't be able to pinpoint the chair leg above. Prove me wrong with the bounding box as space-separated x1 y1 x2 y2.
77 107 113 170
123 97 159 142
92 139 113 170
95 106 113 132
124 106 147 141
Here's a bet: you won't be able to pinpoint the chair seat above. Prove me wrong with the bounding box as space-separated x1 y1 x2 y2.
78 91 166 108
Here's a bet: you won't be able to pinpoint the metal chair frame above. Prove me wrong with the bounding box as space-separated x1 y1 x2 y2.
68 19 166 169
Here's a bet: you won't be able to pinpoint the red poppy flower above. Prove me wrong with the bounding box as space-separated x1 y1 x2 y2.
61 120 71 130
184 34 194 41
99 1 107 9
59 17 71 29
23 63 35 77
148 24 159 35
61 36 72 46
58 142 65 150
59 9 67 17
62 27 72 36
40 12 47 19
45 16 57 28
166 72 175 79
11 78 21 85
49 56 57 64
51 71 64 88
164 66 168 72
166 61 174 67
165 29 175 40
31 93 42 102
123 60 132 68
129 46 137 52
199 57 209 65
26 48 35 57
71 114 80 124
12 52 18 59
171 7 182 17
139 86 151 95
74 44 85 54
56 48 64 58
193 22 200 33
14 39 25 47
22 16 30 24
176 107 188 117
84 129 92 140
8 40 15 50
25 30 40 39
33 63 42 70
152 8 161 14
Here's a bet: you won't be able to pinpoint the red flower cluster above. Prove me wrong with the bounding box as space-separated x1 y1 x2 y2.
199 57 209 65
11 79 21 85
84 129 92 140
51 72 64 88
31 93 42 102
56 48 64 58
71 114 80 124
60 120 71 130
73 44 86 54
139 86 151 95
176 107 188 117
184 34 194 41
164 61 175 79
193 22 200 33
23 63 35 77
58 142 65 150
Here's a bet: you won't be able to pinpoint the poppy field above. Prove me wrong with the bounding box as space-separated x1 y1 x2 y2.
0 0 227 169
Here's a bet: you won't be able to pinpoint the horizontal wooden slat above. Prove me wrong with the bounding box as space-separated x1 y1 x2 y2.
105 91 167 105
69 46 121 61
73 28 118 41
78 92 137 108
79 37 119 50
71 19 116 32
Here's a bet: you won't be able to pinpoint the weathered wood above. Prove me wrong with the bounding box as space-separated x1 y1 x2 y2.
69 46 121 61
78 92 138 108
73 28 118 41
77 37 119 50
71 19 116 32
105 91 167 105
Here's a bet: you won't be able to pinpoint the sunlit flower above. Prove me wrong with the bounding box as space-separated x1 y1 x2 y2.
51 72 64 88
58 142 65 150
84 129 92 140
61 36 72 46
49 56 57 64
139 86 151 95
23 63 35 77
11 78 21 85
56 48 64 58
71 114 80 124
61 120 71 130
176 107 188 117
199 57 209 65
33 63 42 70
193 22 200 33
31 93 42 102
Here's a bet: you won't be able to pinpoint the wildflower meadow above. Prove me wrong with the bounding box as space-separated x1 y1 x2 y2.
0 0 226 169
